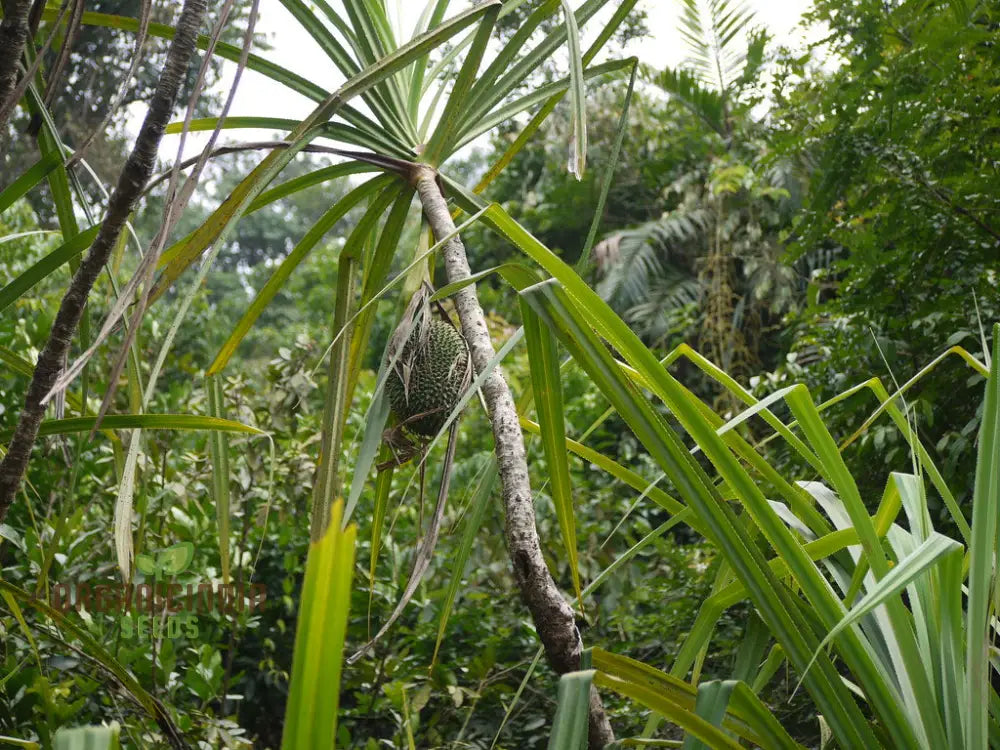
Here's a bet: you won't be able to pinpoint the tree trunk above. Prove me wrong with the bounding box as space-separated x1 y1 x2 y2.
412 166 614 749
0 0 32 129
0 0 209 521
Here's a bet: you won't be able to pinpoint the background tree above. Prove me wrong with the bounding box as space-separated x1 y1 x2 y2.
768 0 1000 523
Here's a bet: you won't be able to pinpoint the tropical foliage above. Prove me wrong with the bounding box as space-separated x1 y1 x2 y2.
0 0 996 748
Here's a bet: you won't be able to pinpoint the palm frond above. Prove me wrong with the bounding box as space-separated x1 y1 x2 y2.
597 204 708 313
650 64 727 138
677 0 755 93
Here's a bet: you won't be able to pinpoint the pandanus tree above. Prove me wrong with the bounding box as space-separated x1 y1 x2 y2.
0 0 639 744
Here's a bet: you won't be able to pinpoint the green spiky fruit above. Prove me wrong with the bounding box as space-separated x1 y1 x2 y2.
385 319 469 437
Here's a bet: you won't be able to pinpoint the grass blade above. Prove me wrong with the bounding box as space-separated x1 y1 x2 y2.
430 457 498 666
207 175 393 375
577 58 636 270
559 0 587 178
0 152 61 212
966 324 1000 748
423 1 499 163
0 226 100 313
522 300 582 605
150 0 500 303
207 375 233 584
0 414 264 440
517 278 883 748
311 254 357 538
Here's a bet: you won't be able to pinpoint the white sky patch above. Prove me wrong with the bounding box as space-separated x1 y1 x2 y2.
152 0 814 165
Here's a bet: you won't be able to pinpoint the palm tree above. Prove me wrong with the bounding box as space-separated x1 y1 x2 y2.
597 0 802 393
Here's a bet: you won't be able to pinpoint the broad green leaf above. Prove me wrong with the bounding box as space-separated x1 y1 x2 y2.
134 554 156 577
282 500 357 750
53 724 120 750
157 542 195 576
547 670 594 750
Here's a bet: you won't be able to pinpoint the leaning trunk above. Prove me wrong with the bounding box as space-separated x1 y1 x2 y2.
412 165 614 749
0 0 209 521
0 0 32 132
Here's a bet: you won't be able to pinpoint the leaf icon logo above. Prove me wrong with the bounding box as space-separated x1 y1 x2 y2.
158 542 195 576
134 542 195 580
135 553 157 577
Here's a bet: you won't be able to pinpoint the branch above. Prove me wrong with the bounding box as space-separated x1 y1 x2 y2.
0 0 32 131
142 142 418 195
411 165 614 749
0 0 209 520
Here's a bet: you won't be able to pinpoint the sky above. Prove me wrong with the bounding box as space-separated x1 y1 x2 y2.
154 0 815 160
